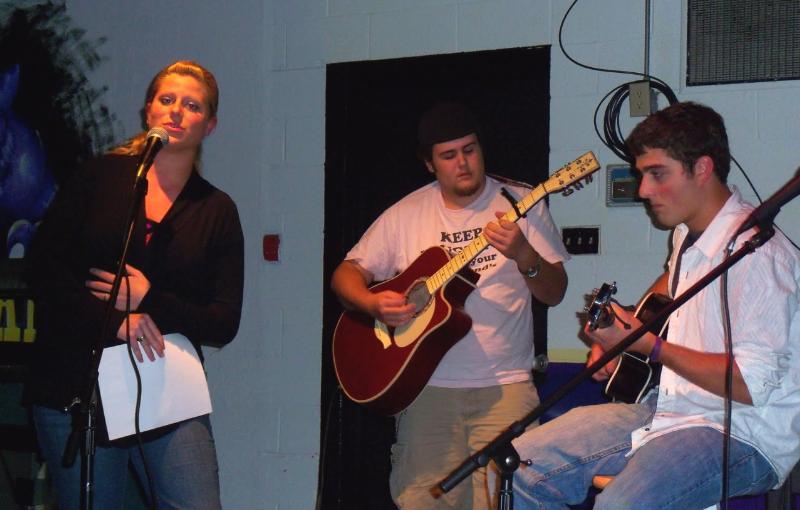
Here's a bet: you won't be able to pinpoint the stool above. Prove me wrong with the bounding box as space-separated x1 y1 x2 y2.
591 475 614 490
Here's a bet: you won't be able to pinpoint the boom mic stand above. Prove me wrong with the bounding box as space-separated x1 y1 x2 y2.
438 226 776 510
62 172 151 510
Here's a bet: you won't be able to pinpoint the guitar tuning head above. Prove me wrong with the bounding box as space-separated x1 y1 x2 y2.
583 304 590 312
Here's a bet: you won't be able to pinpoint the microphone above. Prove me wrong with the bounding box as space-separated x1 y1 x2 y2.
735 167 800 236
134 127 169 182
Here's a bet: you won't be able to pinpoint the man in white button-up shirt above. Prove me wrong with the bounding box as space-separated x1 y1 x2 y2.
512 101 800 510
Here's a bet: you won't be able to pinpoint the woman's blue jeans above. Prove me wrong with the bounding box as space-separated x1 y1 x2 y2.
511 394 778 510
33 405 222 510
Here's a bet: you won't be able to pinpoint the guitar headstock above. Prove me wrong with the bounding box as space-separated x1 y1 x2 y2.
543 151 601 196
585 281 617 331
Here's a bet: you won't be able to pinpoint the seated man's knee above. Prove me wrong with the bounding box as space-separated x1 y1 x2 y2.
594 490 636 510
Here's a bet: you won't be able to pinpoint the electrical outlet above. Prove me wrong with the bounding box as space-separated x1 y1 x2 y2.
629 81 652 117
562 227 600 255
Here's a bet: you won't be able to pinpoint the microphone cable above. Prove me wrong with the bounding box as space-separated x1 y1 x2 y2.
123 274 157 510
719 252 735 510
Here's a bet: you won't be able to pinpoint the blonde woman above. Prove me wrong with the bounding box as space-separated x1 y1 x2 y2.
26 61 243 510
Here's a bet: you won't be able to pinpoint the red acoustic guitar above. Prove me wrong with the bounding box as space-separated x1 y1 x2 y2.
332 152 601 415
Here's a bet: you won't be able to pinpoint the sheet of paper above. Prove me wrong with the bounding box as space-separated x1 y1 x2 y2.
98 333 212 440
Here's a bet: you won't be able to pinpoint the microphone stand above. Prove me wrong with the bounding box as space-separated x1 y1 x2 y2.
62 173 150 510
438 226 776 509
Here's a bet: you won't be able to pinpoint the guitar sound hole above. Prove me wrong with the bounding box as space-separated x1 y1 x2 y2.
406 280 432 317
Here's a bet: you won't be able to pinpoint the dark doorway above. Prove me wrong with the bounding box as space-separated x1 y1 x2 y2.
320 46 551 509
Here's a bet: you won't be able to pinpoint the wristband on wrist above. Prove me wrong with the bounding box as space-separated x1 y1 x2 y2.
649 335 663 363
519 252 542 279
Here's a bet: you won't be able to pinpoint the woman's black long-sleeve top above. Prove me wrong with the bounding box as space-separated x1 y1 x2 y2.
25 154 244 410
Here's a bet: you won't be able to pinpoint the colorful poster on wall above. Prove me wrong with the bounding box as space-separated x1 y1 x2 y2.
0 2 115 368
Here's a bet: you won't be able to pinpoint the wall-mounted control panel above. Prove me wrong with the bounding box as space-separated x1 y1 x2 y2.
606 164 643 207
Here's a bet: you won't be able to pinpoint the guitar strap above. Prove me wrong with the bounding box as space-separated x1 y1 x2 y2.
635 231 699 391
532 300 548 377
670 231 701 297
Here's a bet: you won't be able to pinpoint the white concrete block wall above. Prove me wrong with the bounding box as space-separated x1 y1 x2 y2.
264 2 327 508
458 0 550 52
370 6 459 58
41 1 800 507
324 14 371 62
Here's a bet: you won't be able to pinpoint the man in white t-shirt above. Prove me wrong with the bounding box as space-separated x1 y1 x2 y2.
331 102 569 509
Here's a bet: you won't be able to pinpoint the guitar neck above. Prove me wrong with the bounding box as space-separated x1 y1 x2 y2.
423 151 599 295
425 185 548 294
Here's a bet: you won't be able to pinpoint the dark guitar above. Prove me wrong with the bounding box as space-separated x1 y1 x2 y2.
332 152 601 415
586 282 672 403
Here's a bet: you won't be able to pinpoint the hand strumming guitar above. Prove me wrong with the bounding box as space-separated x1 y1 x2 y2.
369 290 417 327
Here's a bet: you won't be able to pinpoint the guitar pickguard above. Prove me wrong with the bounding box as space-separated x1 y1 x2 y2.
374 295 436 348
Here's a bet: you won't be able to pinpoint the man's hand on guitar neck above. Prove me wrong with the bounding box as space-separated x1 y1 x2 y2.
484 211 529 262
484 211 568 306
583 302 658 360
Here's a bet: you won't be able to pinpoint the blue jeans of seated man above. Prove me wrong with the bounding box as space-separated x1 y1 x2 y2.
33 405 222 510
511 392 778 510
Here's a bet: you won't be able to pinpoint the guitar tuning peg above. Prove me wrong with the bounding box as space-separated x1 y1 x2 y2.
582 305 590 312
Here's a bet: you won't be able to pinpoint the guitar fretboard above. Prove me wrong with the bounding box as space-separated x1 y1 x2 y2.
424 151 599 294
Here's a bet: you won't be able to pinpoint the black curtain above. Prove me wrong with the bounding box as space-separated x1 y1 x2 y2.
321 46 551 509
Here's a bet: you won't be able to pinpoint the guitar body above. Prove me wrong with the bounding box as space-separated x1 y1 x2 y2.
605 352 654 403
332 246 479 415
604 291 672 403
